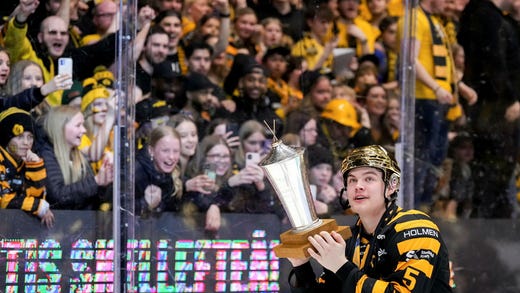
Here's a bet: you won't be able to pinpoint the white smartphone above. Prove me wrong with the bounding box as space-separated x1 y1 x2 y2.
58 57 73 77
245 152 260 167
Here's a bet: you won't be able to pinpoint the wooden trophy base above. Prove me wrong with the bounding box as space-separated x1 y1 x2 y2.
273 218 352 258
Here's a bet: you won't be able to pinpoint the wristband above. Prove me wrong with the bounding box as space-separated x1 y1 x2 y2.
219 12 231 18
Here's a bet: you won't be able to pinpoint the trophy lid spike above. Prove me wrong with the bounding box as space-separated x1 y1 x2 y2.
263 120 278 142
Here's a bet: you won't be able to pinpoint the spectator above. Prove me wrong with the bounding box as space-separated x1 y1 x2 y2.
256 17 294 62
292 6 337 74
80 80 115 169
182 0 212 36
351 61 378 94
0 107 54 227
136 26 170 98
359 84 395 147
156 0 184 12
255 0 304 43
135 125 183 217
183 0 231 60
306 144 341 216
0 48 11 95
366 0 389 29
6 60 45 95
457 1 520 210
155 10 185 75
448 133 475 219
262 46 296 118
282 56 306 102
185 40 214 76
204 118 241 150
168 114 199 176
0 66 73 114
40 105 113 209
80 0 118 45
397 0 475 211
135 98 172 149
181 71 220 133
224 54 283 135
298 70 333 117
3 0 118 106
336 0 377 56
229 7 261 56
383 95 400 149
151 61 185 111
284 110 318 147
183 134 234 231
234 120 269 167
375 16 399 95
318 98 373 164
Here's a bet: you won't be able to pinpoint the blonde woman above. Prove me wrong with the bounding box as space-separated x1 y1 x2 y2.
40 106 113 209
135 125 183 216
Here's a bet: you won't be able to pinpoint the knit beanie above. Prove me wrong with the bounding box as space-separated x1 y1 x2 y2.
81 78 111 112
306 144 334 169
93 65 115 89
0 107 35 147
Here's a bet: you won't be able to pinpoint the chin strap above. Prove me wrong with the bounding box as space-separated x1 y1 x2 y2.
339 187 350 210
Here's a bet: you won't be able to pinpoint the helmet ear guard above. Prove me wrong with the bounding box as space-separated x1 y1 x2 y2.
388 173 399 191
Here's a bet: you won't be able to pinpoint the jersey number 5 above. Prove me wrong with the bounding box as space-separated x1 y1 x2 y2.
403 267 420 290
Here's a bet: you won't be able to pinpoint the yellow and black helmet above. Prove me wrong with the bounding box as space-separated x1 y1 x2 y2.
341 145 400 182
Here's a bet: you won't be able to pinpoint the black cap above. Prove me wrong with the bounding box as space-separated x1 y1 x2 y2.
153 61 181 80
61 80 83 105
224 54 266 95
135 98 171 124
185 72 214 92
261 46 290 64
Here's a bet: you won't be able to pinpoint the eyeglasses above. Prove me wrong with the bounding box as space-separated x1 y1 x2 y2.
47 30 68 36
206 154 230 160
245 140 264 146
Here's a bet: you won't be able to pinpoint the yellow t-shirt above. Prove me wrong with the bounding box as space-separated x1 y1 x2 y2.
291 36 333 74
398 8 454 100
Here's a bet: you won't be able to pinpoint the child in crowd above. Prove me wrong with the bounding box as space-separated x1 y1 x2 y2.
306 144 342 216
135 125 183 217
0 108 54 227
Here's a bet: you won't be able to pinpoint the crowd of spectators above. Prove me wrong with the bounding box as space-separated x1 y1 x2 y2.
0 0 519 231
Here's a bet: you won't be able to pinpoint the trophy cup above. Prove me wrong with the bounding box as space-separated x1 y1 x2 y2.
259 137 351 258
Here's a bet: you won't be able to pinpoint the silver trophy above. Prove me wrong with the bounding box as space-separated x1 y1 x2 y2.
259 133 351 258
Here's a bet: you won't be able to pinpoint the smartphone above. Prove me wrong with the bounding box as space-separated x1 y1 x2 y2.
203 163 217 181
58 57 73 77
245 152 260 167
226 122 240 137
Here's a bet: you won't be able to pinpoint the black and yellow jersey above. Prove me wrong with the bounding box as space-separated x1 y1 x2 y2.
0 146 48 217
290 203 453 292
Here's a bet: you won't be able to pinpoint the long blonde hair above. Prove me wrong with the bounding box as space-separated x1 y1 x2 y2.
148 125 183 198
44 105 91 184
